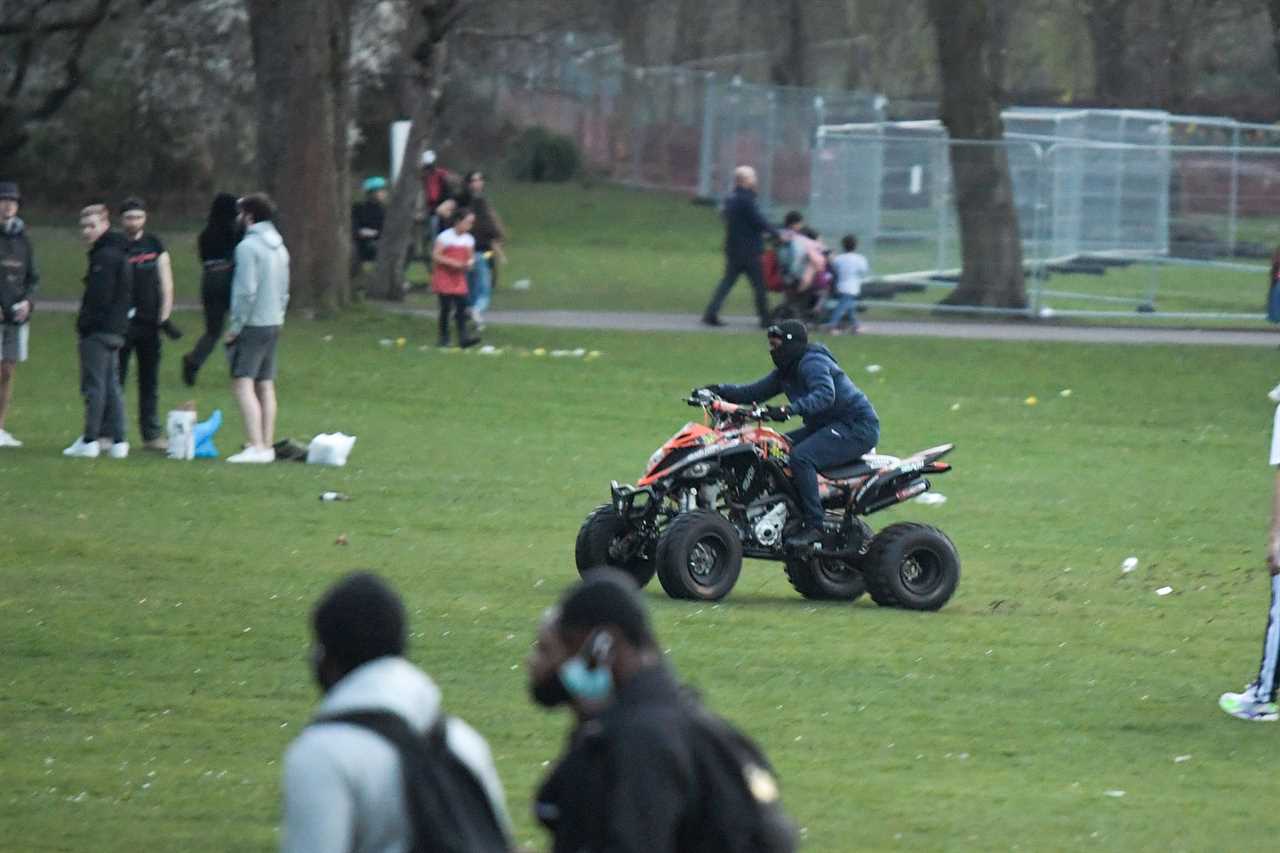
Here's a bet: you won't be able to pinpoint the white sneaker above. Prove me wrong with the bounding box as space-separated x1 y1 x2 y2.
0 429 22 447
1269 383 1280 404
227 446 275 464
108 442 130 459
62 437 101 458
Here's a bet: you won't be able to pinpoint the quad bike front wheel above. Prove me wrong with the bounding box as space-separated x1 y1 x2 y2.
655 509 743 601
574 504 657 588
862 522 960 610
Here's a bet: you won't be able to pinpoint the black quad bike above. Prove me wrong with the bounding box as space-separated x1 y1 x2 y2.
574 389 960 608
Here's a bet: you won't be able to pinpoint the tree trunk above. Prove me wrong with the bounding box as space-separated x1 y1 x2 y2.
926 0 1026 310
768 0 807 86
1081 0 1130 103
247 0 353 317
1271 0 1280 76
373 1 466 302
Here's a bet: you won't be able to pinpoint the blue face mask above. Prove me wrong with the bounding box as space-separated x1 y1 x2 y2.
558 655 613 702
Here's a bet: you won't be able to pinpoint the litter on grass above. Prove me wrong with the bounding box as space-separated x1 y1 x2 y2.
1122 557 1138 573
865 364 882 373
1103 790 1126 798
512 278 532 290
915 492 947 505
1060 389 1072 397
1025 396 1038 406
1155 586 1173 596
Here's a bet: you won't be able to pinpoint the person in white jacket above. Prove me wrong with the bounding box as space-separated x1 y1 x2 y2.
225 193 290 463
281 572 512 853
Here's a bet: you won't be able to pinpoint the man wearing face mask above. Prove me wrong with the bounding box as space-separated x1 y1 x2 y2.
528 569 795 853
699 319 880 548
280 571 512 853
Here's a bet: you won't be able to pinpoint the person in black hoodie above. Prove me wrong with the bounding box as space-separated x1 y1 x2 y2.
182 193 240 386
64 204 133 459
0 181 38 448
701 319 880 547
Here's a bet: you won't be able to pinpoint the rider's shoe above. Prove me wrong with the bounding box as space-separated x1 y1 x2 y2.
788 527 823 548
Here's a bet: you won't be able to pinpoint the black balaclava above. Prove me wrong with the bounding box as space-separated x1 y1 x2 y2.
769 320 808 372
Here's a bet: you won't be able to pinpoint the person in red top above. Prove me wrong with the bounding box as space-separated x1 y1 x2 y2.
432 207 480 349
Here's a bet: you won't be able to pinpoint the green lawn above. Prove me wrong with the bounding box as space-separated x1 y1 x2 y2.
23 181 1277 327
2 306 1279 851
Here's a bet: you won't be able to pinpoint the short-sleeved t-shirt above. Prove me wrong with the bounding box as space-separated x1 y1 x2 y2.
431 228 474 296
831 251 870 296
125 232 166 323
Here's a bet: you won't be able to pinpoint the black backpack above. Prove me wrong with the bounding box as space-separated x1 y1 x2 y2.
684 700 799 853
318 711 510 853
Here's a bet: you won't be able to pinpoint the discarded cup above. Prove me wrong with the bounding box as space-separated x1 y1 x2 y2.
1155 586 1173 596
320 491 351 502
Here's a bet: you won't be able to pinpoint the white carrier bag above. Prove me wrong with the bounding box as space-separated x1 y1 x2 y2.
166 409 197 460
307 432 357 467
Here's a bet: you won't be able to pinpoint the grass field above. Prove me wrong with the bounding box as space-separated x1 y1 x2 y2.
2 303 1280 851
22 181 1278 327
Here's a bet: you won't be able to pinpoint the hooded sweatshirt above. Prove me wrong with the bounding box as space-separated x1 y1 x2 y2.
229 220 289 335
716 342 880 435
77 231 133 338
0 216 39 324
280 656 512 853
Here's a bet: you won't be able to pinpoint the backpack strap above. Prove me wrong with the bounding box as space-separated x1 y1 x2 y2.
314 710 508 853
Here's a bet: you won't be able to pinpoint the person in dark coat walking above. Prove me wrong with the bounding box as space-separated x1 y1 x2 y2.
702 165 778 328
527 569 795 853
182 193 240 387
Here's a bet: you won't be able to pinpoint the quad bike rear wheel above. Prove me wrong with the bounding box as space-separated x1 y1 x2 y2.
655 509 743 601
783 518 872 601
574 504 657 588
862 522 959 611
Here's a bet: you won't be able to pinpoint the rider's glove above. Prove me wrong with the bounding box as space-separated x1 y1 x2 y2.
764 405 790 422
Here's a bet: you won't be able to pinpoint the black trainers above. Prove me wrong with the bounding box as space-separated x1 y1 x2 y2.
701 315 725 327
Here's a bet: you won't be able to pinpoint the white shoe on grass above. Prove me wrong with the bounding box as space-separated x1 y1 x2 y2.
0 429 22 447
108 442 130 459
1219 684 1278 721
227 446 275 464
62 437 100 458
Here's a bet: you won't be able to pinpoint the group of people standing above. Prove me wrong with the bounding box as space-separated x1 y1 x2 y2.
0 180 290 462
348 150 507 348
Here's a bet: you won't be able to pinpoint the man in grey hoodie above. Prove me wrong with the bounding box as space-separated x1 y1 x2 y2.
225 193 289 463
281 572 512 853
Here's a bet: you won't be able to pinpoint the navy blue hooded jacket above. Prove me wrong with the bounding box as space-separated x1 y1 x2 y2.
721 186 776 260
716 343 880 437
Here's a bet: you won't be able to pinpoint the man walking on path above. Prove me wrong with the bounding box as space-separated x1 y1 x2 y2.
118 198 175 450
226 193 289 464
64 204 132 459
1218 393 1280 721
702 165 777 329
0 181 38 448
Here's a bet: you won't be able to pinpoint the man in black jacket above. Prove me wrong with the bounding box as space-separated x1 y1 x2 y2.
702 165 777 329
528 569 793 853
64 204 132 459
0 181 38 448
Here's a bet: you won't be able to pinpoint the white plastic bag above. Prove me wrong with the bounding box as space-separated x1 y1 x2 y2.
166 410 197 460
307 432 357 467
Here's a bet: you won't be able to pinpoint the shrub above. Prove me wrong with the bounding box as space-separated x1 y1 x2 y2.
506 127 581 182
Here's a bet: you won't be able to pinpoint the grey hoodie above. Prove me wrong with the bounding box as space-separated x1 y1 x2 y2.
229 220 289 335
280 656 512 853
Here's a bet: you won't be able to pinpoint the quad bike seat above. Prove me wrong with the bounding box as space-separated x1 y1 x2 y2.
820 460 877 480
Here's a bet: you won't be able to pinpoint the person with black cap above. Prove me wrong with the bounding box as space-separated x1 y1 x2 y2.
528 568 796 853
0 181 38 448
699 319 880 547
281 571 512 853
118 197 176 451
182 192 240 386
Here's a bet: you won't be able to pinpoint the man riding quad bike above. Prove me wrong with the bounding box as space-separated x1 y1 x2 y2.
574 319 961 608
710 319 879 548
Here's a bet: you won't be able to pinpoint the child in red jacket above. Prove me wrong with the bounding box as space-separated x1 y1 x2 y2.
431 207 480 348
